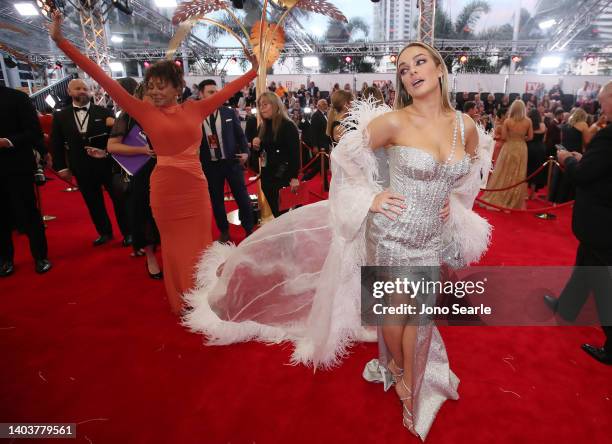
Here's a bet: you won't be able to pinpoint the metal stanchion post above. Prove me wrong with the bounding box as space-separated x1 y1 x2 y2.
535 157 556 220
34 184 56 226
258 156 273 224
319 151 326 194
299 142 303 171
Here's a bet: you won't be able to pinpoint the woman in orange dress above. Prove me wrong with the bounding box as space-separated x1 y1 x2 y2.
50 13 257 314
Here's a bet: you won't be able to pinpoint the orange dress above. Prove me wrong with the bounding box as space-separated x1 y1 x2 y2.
57 38 257 314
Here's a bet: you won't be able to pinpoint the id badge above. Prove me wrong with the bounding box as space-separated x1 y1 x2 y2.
208 134 220 159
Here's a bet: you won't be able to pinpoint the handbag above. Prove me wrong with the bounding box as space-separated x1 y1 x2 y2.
110 165 131 195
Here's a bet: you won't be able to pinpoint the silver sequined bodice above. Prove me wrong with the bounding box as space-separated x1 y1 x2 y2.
366 145 470 266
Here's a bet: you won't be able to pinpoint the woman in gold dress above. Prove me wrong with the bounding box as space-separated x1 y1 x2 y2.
480 99 533 210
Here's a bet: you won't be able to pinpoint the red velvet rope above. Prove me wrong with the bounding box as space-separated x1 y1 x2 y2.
480 160 551 192
475 197 575 213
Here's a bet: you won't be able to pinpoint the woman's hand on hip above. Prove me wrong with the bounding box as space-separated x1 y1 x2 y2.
370 189 406 220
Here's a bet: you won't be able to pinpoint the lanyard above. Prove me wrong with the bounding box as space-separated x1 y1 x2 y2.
204 111 219 134
74 108 90 134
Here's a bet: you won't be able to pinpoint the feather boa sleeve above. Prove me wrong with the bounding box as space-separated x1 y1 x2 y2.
443 125 494 265
328 99 391 241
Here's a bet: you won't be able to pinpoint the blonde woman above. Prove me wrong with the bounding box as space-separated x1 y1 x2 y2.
326 90 353 144
550 108 591 202
251 92 300 217
185 42 493 441
480 99 532 209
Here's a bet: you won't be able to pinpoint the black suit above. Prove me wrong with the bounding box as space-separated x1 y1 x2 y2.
51 103 130 238
0 86 48 263
558 125 612 352
302 109 331 189
199 106 253 234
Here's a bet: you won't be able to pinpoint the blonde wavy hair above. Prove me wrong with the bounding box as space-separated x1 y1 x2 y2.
257 91 291 141
393 42 453 111
327 90 353 137
508 99 527 121
568 108 588 127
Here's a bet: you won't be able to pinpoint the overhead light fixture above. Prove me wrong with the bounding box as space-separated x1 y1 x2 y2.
539 56 562 69
302 56 319 68
511 55 522 63
109 62 124 72
459 55 468 64
251 108 257 115
344 56 352 63
111 35 124 43
154 0 176 7
35 0 57 18
14 2 39 16
538 19 556 30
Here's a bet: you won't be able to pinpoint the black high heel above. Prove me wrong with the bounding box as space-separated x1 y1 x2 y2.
146 260 163 280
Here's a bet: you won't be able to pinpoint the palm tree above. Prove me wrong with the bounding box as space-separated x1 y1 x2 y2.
319 17 372 73
435 0 491 39
204 1 312 46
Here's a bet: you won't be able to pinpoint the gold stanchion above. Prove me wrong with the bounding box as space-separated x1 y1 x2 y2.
258 156 273 223
299 142 304 171
320 151 326 194
535 157 557 220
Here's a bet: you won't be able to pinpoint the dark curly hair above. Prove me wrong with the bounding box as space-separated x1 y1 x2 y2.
144 60 185 90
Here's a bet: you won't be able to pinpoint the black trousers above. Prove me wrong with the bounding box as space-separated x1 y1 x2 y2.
129 158 159 250
74 166 130 238
558 243 612 352
203 159 254 234
0 174 48 263
261 168 289 218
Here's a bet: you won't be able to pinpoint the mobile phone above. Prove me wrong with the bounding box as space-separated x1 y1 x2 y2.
555 144 567 151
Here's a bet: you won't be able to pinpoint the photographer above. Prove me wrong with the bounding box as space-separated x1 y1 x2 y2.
0 85 51 276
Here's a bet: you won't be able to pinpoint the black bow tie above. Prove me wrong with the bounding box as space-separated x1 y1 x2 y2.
74 106 88 112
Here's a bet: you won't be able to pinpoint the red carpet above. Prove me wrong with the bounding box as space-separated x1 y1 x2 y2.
1 177 610 444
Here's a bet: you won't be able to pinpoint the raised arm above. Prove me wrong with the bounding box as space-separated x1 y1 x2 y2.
191 69 257 120
49 13 143 121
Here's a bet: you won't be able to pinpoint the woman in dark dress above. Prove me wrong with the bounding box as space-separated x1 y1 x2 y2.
549 108 591 203
526 108 547 198
107 83 162 279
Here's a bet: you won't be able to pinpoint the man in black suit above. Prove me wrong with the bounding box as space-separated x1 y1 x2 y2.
51 79 131 246
0 86 51 276
302 99 331 189
199 80 254 243
545 81 612 365
308 81 319 100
